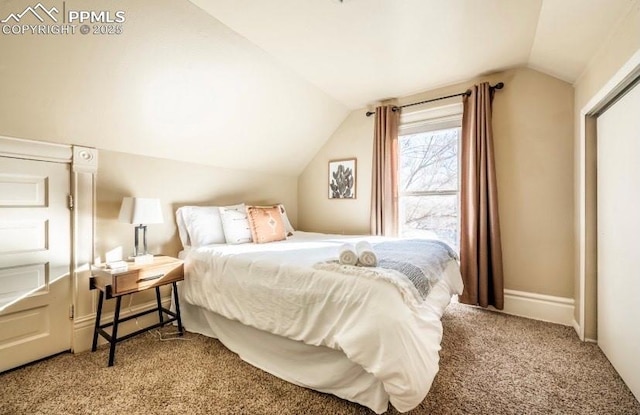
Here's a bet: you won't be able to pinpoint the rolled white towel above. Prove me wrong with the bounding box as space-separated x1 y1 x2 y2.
356 240 378 267
339 243 358 266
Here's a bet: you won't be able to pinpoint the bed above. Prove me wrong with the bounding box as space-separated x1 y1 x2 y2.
174 205 463 414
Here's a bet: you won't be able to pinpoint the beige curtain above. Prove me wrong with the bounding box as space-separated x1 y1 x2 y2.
459 83 504 309
371 105 400 236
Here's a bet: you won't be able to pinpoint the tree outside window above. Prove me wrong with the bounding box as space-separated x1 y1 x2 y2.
398 127 460 251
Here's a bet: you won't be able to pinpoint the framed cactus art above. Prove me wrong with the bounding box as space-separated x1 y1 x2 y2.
328 158 356 199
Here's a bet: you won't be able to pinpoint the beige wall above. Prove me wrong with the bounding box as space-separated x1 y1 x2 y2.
573 1 640 339
574 2 640 109
298 109 374 235
96 150 298 261
299 67 575 298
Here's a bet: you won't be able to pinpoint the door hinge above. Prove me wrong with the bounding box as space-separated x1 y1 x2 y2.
69 304 74 319
68 194 74 210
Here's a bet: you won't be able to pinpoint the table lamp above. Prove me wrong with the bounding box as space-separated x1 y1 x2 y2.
118 197 163 260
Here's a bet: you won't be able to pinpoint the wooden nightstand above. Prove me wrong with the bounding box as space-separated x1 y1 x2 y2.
90 256 184 366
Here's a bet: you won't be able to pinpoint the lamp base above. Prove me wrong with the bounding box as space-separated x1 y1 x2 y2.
133 254 154 265
134 224 148 257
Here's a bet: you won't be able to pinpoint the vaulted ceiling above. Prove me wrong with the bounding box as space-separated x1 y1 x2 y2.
191 0 635 108
1 0 634 175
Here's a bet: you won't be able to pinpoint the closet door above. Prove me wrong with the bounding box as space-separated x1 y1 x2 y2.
596 81 640 400
0 157 72 372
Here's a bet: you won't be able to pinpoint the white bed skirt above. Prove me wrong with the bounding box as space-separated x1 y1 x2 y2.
179 293 389 412
174 261 462 414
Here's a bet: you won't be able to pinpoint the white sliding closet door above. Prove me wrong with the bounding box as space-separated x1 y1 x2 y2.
596 80 640 401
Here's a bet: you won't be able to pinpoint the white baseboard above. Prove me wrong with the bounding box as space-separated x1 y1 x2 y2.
572 319 582 338
490 289 575 327
73 298 171 353
571 319 598 342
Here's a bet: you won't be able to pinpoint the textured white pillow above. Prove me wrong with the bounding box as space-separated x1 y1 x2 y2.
277 204 295 236
178 206 226 247
219 204 253 244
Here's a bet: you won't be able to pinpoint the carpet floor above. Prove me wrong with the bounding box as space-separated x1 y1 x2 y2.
1 303 638 415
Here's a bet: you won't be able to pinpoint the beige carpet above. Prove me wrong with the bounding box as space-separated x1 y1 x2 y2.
1 303 639 415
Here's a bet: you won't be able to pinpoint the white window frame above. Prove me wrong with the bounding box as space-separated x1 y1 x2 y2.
398 103 463 246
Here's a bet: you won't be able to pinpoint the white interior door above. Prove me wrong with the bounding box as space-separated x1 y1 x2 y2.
596 81 640 401
0 157 72 372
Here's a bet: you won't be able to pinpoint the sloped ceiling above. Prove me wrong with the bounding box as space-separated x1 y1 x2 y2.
0 0 348 176
0 0 635 175
190 0 636 108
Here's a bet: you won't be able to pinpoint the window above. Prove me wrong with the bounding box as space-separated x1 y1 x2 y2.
398 104 462 251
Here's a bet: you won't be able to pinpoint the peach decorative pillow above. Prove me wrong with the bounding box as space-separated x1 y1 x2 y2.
246 205 287 244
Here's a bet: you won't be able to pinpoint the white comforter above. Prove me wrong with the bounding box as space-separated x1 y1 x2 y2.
181 232 463 413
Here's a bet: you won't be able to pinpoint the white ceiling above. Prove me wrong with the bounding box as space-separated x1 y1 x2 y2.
0 0 350 176
3 0 633 177
190 0 636 109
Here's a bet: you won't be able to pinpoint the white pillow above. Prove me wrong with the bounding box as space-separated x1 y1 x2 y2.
219 204 253 244
277 204 295 236
176 206 225 247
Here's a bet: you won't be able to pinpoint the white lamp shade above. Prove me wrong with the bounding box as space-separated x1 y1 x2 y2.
118 197 164 225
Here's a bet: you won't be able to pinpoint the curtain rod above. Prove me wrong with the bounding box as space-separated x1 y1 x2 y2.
365 82 504 117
